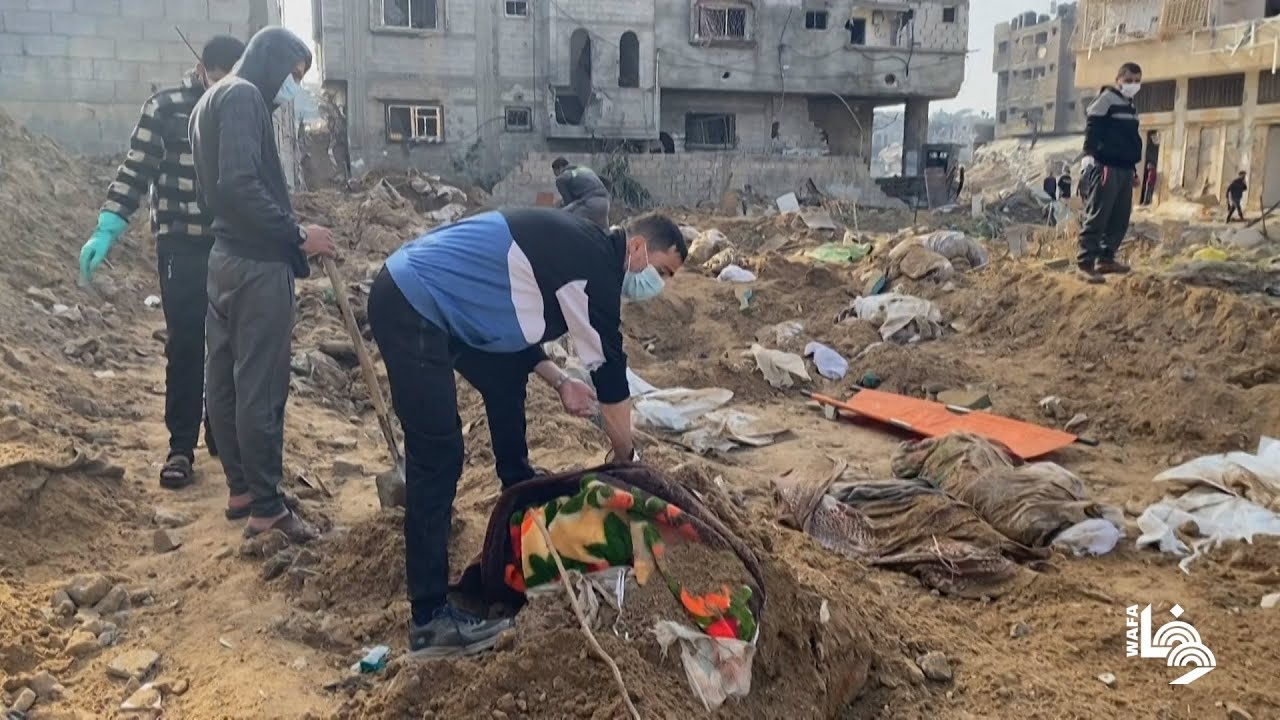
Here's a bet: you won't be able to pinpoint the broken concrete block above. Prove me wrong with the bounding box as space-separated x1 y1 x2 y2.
107 648 160 681
937 390 992 410
64 574 112 607
152 529 182 554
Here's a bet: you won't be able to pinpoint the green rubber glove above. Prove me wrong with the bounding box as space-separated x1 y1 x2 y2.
79 211 127 282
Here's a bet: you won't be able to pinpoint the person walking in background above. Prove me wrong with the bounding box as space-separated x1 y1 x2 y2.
1142 162 1158 205
551 157 610 227
1077 62 1144 284
190 27 334 542
79 35 246 490
1226 171 1248 222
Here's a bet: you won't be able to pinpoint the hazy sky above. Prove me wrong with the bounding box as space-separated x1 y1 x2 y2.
281 0 1055 112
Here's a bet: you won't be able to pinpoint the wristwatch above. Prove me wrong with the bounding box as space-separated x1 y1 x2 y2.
296 226 307 246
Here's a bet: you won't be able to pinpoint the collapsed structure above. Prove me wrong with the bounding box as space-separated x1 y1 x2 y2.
1075 0 1280 212
993 3 1095 139
313 0 970 202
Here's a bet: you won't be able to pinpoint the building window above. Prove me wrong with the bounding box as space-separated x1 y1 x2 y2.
504 0 526 17
1133 79 1177 113
382 0 438 30
942 6 956 22
696 3 749 41
998 110 1007 123
386 103 442 143
1261 71 1280 104
684 112 736 149
504 106 531 131
1187 73 1245 110
998 40 1008 53
845 18 867 45
1035 31 1048 44
805 11 828 30
619 31 639 87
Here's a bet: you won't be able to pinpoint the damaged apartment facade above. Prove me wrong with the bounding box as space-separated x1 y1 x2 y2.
312 0 969 198
1075 0 1280 210
993 3 1095 138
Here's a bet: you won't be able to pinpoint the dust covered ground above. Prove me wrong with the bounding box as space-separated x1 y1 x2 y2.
2 112 1279 719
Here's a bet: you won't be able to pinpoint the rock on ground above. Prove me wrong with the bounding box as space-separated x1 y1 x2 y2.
106 649 160 681
916 652 953 682
64 574 112 607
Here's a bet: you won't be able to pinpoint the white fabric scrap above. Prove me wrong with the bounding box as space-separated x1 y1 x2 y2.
850 294 945 342
654 621 756 711
750 344 811 388
717 264 758 283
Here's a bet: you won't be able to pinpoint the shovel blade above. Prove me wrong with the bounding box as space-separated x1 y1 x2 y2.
375 464 406 509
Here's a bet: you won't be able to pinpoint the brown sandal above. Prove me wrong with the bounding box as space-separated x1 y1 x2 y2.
242 511 320 544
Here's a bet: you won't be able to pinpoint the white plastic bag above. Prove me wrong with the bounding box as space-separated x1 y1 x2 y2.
1051 518 1123 557
654 621 756 711
716 264 757 283
804 342 848 380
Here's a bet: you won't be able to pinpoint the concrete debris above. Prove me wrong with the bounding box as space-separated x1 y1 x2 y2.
93 585 130 615
64 574 112 608
120 683 162 712
27 671 65 700
1097 672 1117 688
64 630 100 657
10 687 36 713
152 508 194 529
916 652 953 683
107 648 160 681
1261 593 1280 609
152 529 183 554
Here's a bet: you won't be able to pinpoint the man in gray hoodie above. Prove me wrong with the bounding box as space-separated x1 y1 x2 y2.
190 27 334 542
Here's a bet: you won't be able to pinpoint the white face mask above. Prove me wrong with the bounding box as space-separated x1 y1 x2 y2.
1120 82 1141 99
275 74 301 106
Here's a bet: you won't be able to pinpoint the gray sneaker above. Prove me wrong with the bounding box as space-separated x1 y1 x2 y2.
409 605 513 658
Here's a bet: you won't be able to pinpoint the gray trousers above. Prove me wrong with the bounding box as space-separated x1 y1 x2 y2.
563 196 610 228
206 249 295 518
1078 164 1134 265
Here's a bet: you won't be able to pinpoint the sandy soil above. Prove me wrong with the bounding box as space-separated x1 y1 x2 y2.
1 110 1279 720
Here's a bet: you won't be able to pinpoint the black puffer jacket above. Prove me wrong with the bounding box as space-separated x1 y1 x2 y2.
189 27 312 276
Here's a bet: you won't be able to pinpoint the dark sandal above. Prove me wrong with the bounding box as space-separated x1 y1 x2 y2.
242 511 320 544
224 492 301 521
159 454 194 490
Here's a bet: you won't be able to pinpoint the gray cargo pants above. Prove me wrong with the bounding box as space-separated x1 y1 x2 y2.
563 196 610 228
1078 164 1135 266
205 248 295 518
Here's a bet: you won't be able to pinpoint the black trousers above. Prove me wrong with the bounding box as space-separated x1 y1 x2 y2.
1227 197 1244 221
157 251 211 459
367 268 539 621
1078 164 1134 265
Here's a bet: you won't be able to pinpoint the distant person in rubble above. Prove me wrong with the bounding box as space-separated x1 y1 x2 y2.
79 34 246 490
1058 170 1072 200
551 157 610 227
954 165 965 199
190 27 334 542
368 209 686 655
1226 171 1248 222
1077 62 1144 284
1142 162 1159 205
1043 173 1059 225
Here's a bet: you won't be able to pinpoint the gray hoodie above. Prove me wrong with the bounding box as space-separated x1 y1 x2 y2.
189 27 312 277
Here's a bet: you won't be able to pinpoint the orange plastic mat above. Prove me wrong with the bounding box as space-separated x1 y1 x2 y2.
813 389 1080 460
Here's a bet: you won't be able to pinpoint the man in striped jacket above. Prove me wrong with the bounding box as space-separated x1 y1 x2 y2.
79 35 245 490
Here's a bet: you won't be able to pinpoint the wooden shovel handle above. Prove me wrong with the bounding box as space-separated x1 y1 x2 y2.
321 256 403 467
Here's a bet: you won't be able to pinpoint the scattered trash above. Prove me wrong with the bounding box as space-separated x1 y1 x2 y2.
1262 593 1280 609
1097 672 1117 689
716 264 757 283
680 409 790 454
735 287 754 312
1038 396 1068 421
806 243 870 264
1064 413 1090 433
357 645 391 673
803 342 848 380
633 386 735 433
750 345 811 389
798 208 839 230
143 295 161 308
1051 518 1124 557
775 192 800 214
756 321 804 347
860 372 882 389
1191 247 1229 263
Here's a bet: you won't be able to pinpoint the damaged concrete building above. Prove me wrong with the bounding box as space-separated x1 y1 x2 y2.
313 0 969 205
1075 0 1280 211
992 3 1095 139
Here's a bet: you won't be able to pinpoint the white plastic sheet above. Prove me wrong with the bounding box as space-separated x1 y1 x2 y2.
1136 437 1280 572
804 342 848 380
1052 518 1123 557
850 294 945 342
717 264 758 283
633 388 735 432
654 621 756 711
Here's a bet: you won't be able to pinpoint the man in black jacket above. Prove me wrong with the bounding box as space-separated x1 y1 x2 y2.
80 35 245 490
190 27 335 542
369 208 686 656
1077 62 1144 283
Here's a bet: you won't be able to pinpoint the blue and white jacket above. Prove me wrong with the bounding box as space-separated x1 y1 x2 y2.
385 208 630 403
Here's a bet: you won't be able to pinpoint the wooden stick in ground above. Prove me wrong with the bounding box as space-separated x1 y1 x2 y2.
320 256 403 467
532 515 641 720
